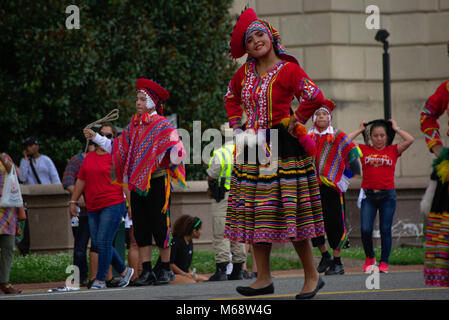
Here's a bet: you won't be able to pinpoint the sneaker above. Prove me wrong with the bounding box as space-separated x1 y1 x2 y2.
154 268 174 285
90 280 107 289
379 262 388 273
48 286 80 292
363 257 377 273
133 269 157 286
116 267 134 288
106 278 121 288
317 255 333 273
325 262 345 275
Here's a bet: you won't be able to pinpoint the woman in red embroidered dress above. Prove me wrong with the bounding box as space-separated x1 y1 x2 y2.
419 42 449 286
224 8 328 299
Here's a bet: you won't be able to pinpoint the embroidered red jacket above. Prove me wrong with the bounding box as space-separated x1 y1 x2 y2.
420 79 449 151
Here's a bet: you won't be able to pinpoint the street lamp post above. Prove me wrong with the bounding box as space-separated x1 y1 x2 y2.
375 29 391 120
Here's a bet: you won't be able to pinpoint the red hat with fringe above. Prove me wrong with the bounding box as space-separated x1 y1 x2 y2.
137 78 169 115
230 8 299 65
137 78 169 103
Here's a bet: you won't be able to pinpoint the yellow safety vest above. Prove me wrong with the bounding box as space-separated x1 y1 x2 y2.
208 144 234 190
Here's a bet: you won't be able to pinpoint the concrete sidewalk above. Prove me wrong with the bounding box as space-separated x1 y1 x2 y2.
8 263 424 295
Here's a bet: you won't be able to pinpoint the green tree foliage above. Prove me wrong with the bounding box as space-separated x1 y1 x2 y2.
0 0 237 180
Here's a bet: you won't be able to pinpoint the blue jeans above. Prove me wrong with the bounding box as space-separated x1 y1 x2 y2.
88 202 127 282
360 189 396 264
71 215 90 282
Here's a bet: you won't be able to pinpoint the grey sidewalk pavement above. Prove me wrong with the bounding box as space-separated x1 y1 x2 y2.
2 265 448 301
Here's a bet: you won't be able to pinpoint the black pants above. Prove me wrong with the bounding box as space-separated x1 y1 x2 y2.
312 185 346 250
71 215 90 282
130 176 171 248
17 209 30 256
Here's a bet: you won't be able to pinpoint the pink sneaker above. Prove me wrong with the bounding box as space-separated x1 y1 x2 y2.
379 262 388 273
363 257 376 273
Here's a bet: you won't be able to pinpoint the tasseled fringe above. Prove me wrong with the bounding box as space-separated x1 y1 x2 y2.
320 176 336 189
432 147 449 184
435 160 449 184
162 173 171 214
347 146 363 163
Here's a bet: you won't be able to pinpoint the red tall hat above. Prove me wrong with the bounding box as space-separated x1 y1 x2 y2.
137 78 169 102
230 8 299 65
230 8 258 59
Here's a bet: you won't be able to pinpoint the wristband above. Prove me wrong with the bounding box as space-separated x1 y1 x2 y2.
395 127 401 132
68 200 77 205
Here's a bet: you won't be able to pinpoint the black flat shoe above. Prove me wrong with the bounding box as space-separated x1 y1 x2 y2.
295 276 325 300
236 283 274 296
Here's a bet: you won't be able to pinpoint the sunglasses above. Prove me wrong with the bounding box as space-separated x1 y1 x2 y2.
99 132 114 139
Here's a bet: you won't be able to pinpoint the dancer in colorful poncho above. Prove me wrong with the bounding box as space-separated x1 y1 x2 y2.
420 75 449 287
309 100 362 276
84 78 186 286
224 8 328 299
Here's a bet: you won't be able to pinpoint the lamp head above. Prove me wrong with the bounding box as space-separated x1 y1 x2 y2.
375 29 390 43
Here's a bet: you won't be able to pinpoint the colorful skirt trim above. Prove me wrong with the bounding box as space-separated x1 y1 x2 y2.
424 176 449 287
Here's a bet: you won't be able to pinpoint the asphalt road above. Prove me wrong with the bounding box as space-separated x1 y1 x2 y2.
1 270 448 301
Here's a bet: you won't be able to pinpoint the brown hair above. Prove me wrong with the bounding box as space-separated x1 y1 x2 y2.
99 122 118 138
172 215 202 238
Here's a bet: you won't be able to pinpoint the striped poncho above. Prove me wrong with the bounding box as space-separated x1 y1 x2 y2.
311 130 361 191
111 112 186 198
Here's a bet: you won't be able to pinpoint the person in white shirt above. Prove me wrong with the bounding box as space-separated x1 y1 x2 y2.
19 137 61 185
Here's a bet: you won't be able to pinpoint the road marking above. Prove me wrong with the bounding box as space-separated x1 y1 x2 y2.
213 287 449 300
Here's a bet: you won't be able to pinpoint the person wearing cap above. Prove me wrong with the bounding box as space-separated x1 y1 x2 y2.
224 8 329 299
18 136 61 256
206 123 246 281
308 100 362 276
84 78 186 286
419 42 449 287
348 119 413 274
19 137 61 185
